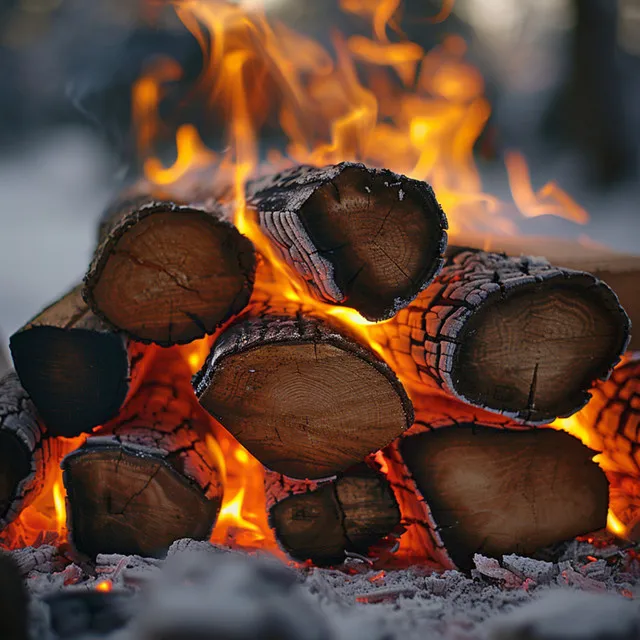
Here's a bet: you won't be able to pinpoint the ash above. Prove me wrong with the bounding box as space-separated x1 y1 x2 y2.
9 537 640 640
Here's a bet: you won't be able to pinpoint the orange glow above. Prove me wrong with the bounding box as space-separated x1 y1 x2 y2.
52 481 65 538
95 580 113 593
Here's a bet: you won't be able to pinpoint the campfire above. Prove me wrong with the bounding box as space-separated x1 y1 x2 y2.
1 0 640 636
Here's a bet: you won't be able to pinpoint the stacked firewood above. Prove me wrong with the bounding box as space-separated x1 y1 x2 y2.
0 161 637 570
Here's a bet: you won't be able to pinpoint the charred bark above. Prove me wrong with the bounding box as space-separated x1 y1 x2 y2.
247 162 448 321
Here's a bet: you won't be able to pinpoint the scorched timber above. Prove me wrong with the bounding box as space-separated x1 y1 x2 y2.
194 312 413 479
62 350 222 558
265 465 401 566
246 162 448 321
383 425 609 570
84 180 256 345
9 285 152 437
370 249 630 424
0 372 46 530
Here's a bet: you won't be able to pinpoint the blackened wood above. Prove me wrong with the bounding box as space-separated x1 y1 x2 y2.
371 249 630 424
194 311 413 479
0 372 46 530
399 426 609 570
0 553 29 640
84 179 256 345
9 285 152 437
62 350 222 558
247 162 448 321
267 465 400 565
450 233 640 350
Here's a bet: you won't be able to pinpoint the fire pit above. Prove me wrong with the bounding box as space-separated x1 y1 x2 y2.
1 1 640 638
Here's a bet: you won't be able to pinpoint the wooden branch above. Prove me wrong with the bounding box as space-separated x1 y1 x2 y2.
370 249 630 424
84 180 256 345
265 465 400 565
9 285 153 437
194 311 413 479
62 350 222 558
451 234 640 350
0 372 46 530
392 425 608 570
247 162 448 321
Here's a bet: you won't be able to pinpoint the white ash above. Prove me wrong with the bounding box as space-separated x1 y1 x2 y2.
11 538 640 640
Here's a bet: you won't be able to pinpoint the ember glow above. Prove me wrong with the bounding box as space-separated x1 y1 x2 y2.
2 0 636 562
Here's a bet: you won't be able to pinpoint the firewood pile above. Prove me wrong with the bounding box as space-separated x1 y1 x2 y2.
0 161 638 572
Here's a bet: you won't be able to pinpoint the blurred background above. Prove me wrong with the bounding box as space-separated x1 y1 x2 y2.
0 0 639 370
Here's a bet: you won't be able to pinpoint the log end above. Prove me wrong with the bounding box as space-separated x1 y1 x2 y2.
299 164 447 320
400 426 609 570
0 432 32 525
10 327 129 437
453 272 631 423
85 205 256 345
269 465 400 565
62 438 222 558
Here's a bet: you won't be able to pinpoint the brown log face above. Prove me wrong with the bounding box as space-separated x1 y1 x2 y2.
0 433 31 522
63 441 220 558
400 426 608 569
196 315 412 479
300 166 446 320
455 282 624 420
87 207 255 345
269 466 399 565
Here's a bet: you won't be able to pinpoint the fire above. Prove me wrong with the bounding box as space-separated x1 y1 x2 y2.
95 580 113 593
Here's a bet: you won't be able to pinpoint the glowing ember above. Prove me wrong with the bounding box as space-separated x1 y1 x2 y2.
95 580 113 593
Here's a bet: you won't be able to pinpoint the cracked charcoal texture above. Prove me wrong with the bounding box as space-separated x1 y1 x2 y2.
246 162 448 321
369 249 630 424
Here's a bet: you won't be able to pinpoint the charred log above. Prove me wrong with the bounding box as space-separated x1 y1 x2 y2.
371 250 630 423
194 312 413 479
9 285 152 437
396 426 608 570
247 162 448 321
0 372 46 530
62 351 222 558
266 465 400 565
84 180 256 345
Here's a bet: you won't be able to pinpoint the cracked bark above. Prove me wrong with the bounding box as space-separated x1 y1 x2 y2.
194 306 413 479
266 464 401 565
62 349 222 558
380 424 608 571
84 178 256 345
369 249 630 424
9 284 154 437
246 162 448 321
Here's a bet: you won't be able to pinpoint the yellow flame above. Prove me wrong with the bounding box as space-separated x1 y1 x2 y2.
607 510 628 539
52 481 65 537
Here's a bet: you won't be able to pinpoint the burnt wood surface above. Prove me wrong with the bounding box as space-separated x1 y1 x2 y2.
62 350 222 558
247 162 448 321
266 465 400 565
371 249 630 424
397 426 608 570
194 311 413 479
9 285 152 437
84 180 256 345
0 372 46 530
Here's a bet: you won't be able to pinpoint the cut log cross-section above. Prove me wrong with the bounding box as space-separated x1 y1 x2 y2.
62 350 222 558
389 425 609 570
247 162 448 321
84 180 256 345
371 249 630 423
194 312 413 479
0 372 47 530
265 465 401 565
9 285 154 437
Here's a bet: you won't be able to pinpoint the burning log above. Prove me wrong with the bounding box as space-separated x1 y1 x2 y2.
392 425 608 570
9 285 153 437
247 162 448 321
84 180 256 345
0 373 46 530
265 465 400 565
194 312 413 479
451 234 640 350
62 350 222 558
371 249 630 424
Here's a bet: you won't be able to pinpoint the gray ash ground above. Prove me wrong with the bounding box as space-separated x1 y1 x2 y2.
8 535 640 640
